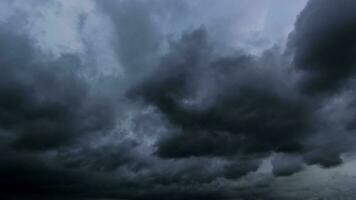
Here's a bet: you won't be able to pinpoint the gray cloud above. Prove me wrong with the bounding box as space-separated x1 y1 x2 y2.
289 0 356 96
272 153 304 176
130 27 313 159
2 0 356 199
0 30 116 152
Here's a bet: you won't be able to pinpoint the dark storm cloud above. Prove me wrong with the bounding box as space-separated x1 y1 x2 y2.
289 0 356 95
3 0 356 199
285 0 356 169
0 19 121 199
0 15 248 200
271 154 304 176
130 27 313 159
56 140 137 172
0 6 179 198
128 0 356 183
0 26 115 151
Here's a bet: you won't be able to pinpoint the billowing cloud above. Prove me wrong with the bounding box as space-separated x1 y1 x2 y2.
2 0 356 199
130 27 312 159
289 0 356 95
0 24 116 152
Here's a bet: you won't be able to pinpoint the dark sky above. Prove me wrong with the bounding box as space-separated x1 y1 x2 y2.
1 0 356 199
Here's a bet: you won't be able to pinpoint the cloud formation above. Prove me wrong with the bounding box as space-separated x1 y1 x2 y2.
1 0 356 199
289 0 356 95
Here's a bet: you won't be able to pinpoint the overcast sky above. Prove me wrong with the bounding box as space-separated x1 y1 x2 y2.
2 0 356 199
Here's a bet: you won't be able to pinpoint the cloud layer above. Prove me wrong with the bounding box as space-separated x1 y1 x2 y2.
1 0 356 199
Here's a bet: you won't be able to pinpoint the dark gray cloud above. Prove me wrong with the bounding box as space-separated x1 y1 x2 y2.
0 26 115 151
2 0 356 199
289 0 356 96
0 15 121 200
272 153 304 176
0 14 245 200
285 0 356 169
130 27 312 159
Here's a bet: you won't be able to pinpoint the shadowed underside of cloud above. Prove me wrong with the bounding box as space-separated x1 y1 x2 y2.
2 0 356 199
129 28 309 157
289 0 356 96
0 27 115 150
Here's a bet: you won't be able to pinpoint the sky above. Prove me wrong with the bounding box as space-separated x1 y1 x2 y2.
1 0 356 199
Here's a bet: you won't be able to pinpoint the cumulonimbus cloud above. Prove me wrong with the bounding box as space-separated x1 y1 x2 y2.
2 0 356 199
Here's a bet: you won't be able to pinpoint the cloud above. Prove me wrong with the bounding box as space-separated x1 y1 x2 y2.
0 30 115 151
130 27 312 160
0 15 120 199
3 0 356 199
289 0 356 95
97 0 161 80
272 153 304 176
